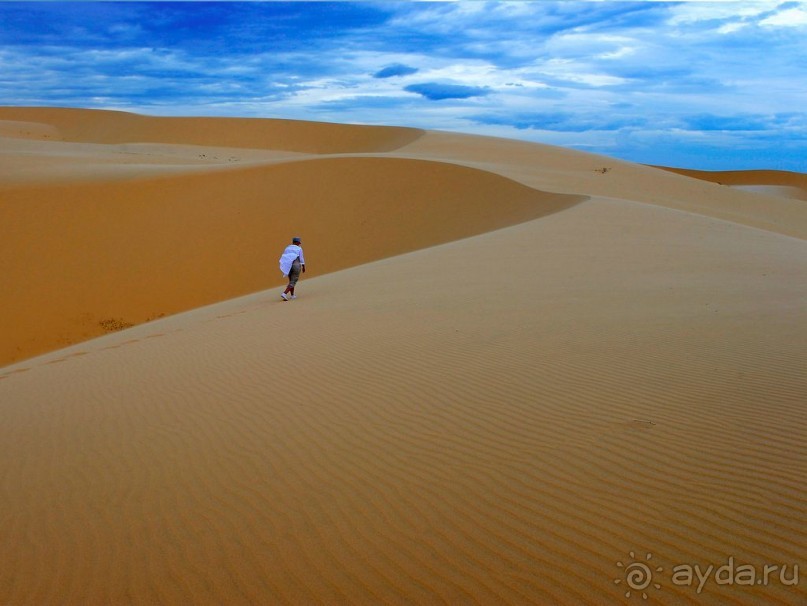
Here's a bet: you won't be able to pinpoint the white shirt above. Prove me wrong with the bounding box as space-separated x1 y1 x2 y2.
279 244 305 275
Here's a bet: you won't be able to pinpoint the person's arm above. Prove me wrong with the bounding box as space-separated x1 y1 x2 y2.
300 248 306 272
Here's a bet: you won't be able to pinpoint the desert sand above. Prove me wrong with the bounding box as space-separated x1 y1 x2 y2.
1 107 805 605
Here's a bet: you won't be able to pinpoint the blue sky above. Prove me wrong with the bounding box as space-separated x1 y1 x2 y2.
1 1 806 170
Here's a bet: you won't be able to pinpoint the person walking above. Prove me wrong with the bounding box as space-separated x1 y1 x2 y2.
279 236 306 301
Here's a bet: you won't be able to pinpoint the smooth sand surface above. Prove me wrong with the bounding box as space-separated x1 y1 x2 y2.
656 167 807 202
1 108 805 605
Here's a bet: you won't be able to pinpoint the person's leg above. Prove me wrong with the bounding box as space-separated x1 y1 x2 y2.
284 261 300 298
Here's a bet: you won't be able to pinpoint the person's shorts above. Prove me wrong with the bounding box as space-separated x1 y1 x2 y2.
288 260 302 287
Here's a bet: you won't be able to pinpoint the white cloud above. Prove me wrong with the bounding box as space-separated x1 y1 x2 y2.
598 45 636 60
539 58 629 87
760 6 807 27
716 21 748 34
666 1 779 25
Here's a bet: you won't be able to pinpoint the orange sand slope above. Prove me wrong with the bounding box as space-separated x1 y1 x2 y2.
0 107 582 365
1 108 806 605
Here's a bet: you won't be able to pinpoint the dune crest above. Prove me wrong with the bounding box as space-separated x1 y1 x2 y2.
655 166 807 201
0 107 424 154
1 139 582 365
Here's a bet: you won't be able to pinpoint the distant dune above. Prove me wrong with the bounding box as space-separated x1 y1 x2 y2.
655 165 807 201
1 108 805 605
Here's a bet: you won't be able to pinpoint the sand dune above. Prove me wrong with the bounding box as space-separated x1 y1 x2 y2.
0 151 580 366
657 165 807 189
0 106 423 153
656 166 807 202
1 108 805 605
394 132 807 238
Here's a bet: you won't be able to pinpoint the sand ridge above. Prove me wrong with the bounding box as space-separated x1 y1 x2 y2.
0 149 583 366
1 108 806 605
0 106 425 153
393 132 807 239
655 165 807 190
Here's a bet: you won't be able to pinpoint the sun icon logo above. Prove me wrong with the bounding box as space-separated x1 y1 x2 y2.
615 552 663 600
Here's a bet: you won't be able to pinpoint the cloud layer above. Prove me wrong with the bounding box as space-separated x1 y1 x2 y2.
1 1 805 170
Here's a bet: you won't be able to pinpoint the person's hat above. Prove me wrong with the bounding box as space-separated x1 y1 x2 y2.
292 236 301 243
